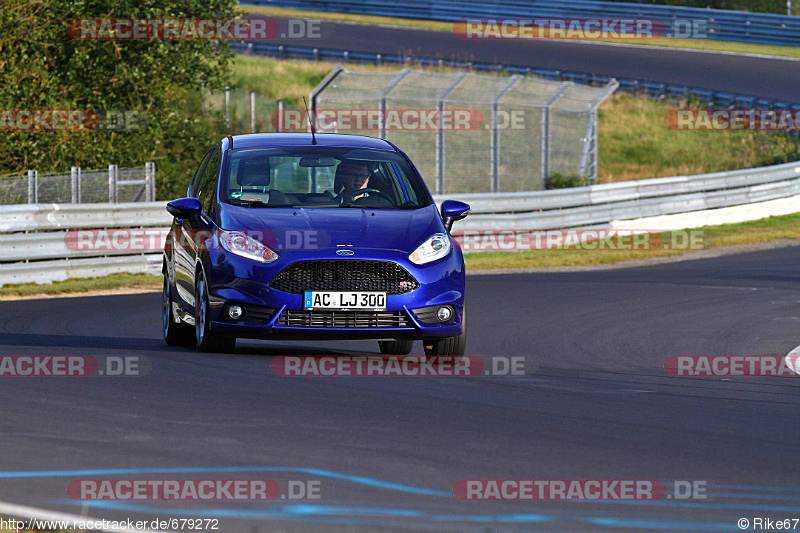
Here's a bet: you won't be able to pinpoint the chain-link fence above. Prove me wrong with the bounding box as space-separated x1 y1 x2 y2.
309 66 618 194
0 163 155 205
205 89 283 134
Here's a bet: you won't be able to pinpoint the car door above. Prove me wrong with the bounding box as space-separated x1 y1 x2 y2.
172 146 216 310
182 144 222 311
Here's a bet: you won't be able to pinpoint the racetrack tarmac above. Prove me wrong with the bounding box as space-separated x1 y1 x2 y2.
1 246 799 531
263 16 800 102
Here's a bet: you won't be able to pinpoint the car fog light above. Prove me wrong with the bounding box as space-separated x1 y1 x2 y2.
228 305 243 320
437 306 452 322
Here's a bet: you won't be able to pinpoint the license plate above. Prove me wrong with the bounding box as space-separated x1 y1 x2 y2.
304 291 387 311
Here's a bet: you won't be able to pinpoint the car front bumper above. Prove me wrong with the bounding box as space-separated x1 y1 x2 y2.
203 246 465 341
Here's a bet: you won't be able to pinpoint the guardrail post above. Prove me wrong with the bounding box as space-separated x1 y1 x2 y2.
277 100 284 132
108 164 118 203
435 72 468 195
540 84 571 188
250 91 256 133
491 76 521 193
308 64 345 133
71 166 80 203
379 69 411 140
27 170 37 204
145 162 155 202
541 108 550 187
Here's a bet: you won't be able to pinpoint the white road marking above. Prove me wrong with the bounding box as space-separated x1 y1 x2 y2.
785 345 800 375
0 500 169 533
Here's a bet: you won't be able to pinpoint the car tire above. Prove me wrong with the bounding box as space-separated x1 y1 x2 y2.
423 304 466 358
378 340 414 355
163 274 194 346
195 271 236 353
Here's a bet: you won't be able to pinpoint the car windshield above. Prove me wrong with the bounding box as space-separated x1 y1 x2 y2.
222 146 430 209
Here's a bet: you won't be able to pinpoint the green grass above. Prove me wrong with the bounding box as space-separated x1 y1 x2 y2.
0 273 160 298
239 5 800 59
464 211 800 270
597 94 800 183
230 55 454 105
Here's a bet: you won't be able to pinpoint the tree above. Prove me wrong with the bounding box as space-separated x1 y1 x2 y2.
0 0 239 198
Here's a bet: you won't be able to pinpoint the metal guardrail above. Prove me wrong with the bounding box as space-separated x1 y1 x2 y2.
0 255 162 287
241 0 800 46
453 160 800 214
0 202 167 233
1 159 799 286
231 43 800 110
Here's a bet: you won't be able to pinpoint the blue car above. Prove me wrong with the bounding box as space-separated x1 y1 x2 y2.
162 133 470 355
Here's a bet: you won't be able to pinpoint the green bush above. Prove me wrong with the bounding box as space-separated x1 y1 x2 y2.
546 172 589 189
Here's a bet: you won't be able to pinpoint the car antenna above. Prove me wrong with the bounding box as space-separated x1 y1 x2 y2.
303 97 318 145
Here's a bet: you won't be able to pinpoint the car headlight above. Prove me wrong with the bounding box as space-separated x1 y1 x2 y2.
219 230 278 263
409 233 451 265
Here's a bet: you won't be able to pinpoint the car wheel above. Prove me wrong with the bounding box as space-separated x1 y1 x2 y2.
423 304 466 358
163 274 194 346
195 272 236 353
379 340 414 355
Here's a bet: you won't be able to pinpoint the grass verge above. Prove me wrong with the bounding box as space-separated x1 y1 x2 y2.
0 273 160 299
239 5 800 59
597 94 800 183
464 211 800 270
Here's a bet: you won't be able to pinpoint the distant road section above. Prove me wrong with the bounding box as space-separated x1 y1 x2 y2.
265 15 800 102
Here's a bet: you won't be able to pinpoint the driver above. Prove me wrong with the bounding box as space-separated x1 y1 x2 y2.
335 162 371 203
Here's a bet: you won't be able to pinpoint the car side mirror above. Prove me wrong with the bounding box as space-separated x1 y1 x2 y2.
441 200 470 232
166 197 202 220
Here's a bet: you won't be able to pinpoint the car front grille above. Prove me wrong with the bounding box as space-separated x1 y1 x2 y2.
269 260 419 295
278 310 413 328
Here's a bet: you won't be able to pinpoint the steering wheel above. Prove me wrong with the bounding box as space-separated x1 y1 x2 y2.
342 188 393 204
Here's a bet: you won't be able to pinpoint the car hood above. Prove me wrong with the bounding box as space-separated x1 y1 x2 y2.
217 203 444 254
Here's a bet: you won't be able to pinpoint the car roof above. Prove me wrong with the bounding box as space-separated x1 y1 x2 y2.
228 133 396 151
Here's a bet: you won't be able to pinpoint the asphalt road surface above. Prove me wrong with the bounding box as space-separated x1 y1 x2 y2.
1 246 799 531
263 16 800 102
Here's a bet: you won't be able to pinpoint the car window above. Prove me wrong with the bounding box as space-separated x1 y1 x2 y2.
223 147 430 209
196 146 221 213
190 148 214 197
